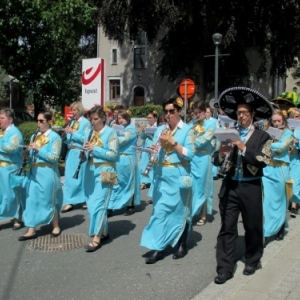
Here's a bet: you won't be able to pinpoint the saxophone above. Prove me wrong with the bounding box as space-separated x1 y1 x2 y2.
142 123 169 177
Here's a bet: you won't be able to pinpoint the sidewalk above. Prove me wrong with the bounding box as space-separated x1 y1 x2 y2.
192 215 300 300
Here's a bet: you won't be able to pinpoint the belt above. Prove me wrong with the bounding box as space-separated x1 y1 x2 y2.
31 163 53 167
89 160 115 167
0 161 15 167
120 153 131 156
69 145 83 150
195 149 210 154
268 160 289 167
157 161 189 168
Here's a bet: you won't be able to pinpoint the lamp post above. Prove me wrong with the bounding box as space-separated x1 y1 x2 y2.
9 77 17 109
212 33 223 104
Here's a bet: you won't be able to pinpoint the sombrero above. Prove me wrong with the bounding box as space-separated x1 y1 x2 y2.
218 87 273 121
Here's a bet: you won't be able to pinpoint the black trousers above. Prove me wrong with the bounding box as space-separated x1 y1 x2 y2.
216 178 263 275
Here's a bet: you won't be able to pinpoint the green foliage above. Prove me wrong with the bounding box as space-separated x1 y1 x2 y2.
18 121 38 145
53 111 65 127
0 65 7 102
128 104 163 118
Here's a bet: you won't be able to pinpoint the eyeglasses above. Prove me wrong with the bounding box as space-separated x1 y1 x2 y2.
37 119 47 123
164 109 177 114
236 110 250 116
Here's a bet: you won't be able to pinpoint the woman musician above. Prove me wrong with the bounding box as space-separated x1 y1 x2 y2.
61 101 92 213
0 108 24 230
262 109 294 247
19 111 63 241
83 106 119 252
287 107 300 217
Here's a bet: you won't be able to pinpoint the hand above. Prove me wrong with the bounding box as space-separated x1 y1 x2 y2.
29 142 40 152
159 132 172 144
219 143 232 158
140 122 146 132
64 126 74 134
231 140 246 151
84 141 94 152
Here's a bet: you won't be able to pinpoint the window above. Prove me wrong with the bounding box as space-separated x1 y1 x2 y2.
109 79 121 101
111 48 118 64
133 32 147 69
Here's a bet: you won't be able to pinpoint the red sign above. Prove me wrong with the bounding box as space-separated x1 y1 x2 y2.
179 78 196 99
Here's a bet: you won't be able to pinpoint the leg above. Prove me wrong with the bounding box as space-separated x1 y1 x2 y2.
197 201 207 226
50 210 61 237
18 227 37 241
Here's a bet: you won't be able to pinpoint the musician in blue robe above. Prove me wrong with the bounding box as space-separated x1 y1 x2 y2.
140 97 195 264
61 101 91 213
83 106 119 252
263 109 294 247
0 108 24 229
287 108 300 217
189 101 216 226
139 110 157 190
108 110 141 216
19 111 63 240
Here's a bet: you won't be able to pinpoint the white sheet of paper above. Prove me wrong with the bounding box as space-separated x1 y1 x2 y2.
218 115 236 128
214 128 241 142
266 126 283 140
287 118 300 130
112 124 124 136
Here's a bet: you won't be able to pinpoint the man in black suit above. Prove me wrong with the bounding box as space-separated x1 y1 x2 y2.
212 87 273 284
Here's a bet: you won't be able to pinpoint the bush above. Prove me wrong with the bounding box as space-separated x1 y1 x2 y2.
18 121 38 145
127 104 163 117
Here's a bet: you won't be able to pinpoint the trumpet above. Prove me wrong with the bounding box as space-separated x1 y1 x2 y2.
17 128 40 176
142 123 169 177
73 126 94 179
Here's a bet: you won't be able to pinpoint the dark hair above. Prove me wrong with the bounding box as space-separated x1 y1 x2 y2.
117 109 131 124
0 108 15 120
192 101 206 112
163 97 183 111
114 105 124 111
157 113 166 126
88 106 107 125
148 110 158 118
39 111 53 127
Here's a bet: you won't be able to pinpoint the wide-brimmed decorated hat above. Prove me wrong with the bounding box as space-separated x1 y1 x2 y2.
218 87 273 120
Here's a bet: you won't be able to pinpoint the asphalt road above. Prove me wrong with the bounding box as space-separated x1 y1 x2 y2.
0 177 247 300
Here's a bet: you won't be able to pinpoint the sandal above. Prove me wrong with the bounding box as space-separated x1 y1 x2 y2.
12 223 23 230
61 204 74 213
140 183 150 190
85 241 101 252
196 219 206 226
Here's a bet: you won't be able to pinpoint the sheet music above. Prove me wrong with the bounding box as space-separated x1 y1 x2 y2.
287 118 300 130
145 127 157 135
214 128 241 142
218 115 236 128
266 126 283 140
112 124 124 136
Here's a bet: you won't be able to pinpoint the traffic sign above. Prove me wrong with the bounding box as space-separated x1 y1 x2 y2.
178 78 196 99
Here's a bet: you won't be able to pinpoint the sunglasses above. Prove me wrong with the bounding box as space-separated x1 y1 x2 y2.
164 109 177 114
37 119 47 123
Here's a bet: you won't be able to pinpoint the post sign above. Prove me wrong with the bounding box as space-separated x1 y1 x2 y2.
178 78 196 99
82 58 105 109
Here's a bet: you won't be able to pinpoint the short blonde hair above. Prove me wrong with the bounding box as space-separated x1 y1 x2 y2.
288 107 300 118
70 101 85 116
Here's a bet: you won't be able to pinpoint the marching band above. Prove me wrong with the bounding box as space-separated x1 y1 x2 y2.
0 87 299 281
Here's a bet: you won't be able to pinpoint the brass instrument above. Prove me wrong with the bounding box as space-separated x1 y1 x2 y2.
192 116 206 136
142 123 169 177
17 128 40 176
73 126 94 179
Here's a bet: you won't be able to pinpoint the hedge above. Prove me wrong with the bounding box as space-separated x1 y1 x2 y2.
126 104 164 117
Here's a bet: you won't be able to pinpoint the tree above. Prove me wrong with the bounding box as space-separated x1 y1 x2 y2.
0 0 97 116
97 0 300 97
0 65 8 103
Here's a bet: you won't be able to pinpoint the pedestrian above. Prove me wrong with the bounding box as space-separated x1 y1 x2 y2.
19 111 63 240
83 106 119 252
61 101 92 213
212 87 273 284
0 108 24 230
140 97 195 264
263 109 293 247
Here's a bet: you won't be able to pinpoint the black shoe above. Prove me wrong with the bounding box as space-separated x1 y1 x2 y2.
214 273 233 284
61 205 73 213
243 265 257 276
264 237 271 248
276 224 285 241
145 251 164 264
101 233 110 242
18 234 37 241
147 199 153 204
50 229 62 238
85 241 101 253
290 208 297 218
173 244 187 259
107 209 113 218
124 208 135 216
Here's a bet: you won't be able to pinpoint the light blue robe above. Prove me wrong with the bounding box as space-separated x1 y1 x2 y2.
140 120 195 251
0 125 24 220
262 128 293 237
289 129 300 205
84 126 119 236
190 118 216 217
23 130 63 227
139 124 157 184
63 117 91 205
109 124 141 209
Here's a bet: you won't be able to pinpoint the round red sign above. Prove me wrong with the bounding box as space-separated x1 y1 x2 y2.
178 78 196 99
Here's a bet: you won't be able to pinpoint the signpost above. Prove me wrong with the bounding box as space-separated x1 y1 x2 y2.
178 78 196 122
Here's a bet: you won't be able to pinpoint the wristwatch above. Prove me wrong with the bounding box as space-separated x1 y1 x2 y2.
172 141 178 147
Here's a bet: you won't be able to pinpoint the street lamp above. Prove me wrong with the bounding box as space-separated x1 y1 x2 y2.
9 77 18 109
212 33 222 104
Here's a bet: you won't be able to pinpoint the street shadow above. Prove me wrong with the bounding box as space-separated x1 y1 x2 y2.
108 200 148 217
106 219 136 243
